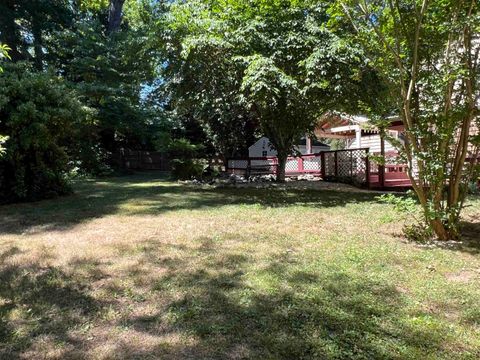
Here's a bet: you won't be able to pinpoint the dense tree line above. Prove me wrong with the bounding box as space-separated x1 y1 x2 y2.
0 0 166 202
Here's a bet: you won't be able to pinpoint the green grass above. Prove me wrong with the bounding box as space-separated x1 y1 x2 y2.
0 172 479 359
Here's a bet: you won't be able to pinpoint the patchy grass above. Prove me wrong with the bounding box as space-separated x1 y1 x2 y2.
0 172 479 359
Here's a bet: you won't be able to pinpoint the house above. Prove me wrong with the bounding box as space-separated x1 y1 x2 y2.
315 115 404 153
315 114 410 187
248 136 330 158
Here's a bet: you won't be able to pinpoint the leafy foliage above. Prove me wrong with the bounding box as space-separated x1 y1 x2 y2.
161 0 380 181
0 43 10 73
168 138 204 180
51 20 160 171
159 0 257 161
0 63 84 202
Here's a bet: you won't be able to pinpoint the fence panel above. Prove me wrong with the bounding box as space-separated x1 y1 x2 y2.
322 148 369 185
303 154 322 172
117 149 170 171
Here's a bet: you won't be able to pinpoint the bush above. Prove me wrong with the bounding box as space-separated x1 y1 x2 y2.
168 139 205 180
170 159 204 180
0 63 84 203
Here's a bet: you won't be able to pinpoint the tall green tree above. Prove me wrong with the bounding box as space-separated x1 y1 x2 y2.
335 0 480 239
159 0 257 161
0 0 73 68
48 1 162 172
236 0 380 181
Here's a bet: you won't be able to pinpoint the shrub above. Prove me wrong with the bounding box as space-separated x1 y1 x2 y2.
168 139 205 180
0 63 84 203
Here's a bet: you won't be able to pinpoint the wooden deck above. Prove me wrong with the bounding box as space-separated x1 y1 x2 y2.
369 164 412 188
226 150 415 189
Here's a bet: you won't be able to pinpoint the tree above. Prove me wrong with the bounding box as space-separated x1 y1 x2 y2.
241 55 313 182
47 1 162 173
159 0 257 162
0 0 73 68
335 0 480 239
237 1 380 182
161 0 377 180
108 0 126 33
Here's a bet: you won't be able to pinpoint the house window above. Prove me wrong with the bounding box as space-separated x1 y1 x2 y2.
262 151 268 157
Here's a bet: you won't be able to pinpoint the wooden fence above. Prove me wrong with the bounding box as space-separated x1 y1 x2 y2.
115 149 170 171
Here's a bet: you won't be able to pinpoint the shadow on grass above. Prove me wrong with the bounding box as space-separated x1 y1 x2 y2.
118 239 452 359
446 220 480 255
0 172 380 235
0 235 469 359
0 259 102 359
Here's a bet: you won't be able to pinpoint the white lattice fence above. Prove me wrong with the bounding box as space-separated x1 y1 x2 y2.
303 156 321 171
285 158 299 172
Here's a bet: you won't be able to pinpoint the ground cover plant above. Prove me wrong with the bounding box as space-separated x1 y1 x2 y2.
0 172 479 359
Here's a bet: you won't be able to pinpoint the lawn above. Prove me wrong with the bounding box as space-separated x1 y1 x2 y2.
0 172 479 359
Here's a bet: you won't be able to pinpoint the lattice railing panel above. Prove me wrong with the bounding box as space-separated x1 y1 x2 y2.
351 149 368 183
285 158 299 172
322 149 368 184
303 156 321 171
324 152 336 177
337 151 352 177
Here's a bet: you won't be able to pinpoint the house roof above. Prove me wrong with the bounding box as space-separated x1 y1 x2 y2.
249 136 330 149
297 138 330 147
315 113 404 138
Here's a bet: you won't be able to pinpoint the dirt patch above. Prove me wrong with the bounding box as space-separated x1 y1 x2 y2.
445 270 479 283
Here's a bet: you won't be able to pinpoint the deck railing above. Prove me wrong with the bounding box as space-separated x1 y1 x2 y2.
226 148 371 187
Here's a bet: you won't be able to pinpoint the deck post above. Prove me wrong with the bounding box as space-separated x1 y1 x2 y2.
379 134 386 188
365 149 370 189
298 156 304 173
356 128 362 148
321 152 326 178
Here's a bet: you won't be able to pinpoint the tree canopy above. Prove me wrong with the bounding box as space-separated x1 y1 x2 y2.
159 0 382 180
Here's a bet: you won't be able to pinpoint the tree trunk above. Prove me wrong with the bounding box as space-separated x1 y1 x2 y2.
107 0 126 34
429 218 454 241
276 153 287 183
32 22 43 70
0 0 23 61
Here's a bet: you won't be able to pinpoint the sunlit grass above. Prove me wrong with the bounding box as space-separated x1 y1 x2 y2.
0 172 479 359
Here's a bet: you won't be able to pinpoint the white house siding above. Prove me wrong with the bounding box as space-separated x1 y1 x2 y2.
348 134 397 153
248 137 278 158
